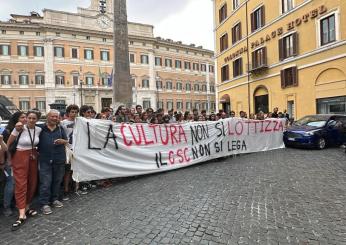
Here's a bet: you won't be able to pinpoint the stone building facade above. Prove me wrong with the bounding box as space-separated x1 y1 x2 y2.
0 0 215 114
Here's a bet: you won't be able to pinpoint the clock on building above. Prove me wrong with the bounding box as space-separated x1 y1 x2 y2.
97 15 111 29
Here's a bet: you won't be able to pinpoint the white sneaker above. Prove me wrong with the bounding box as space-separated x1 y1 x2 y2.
52 200 64 208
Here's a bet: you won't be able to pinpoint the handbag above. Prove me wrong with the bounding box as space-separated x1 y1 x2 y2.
8 131 23 156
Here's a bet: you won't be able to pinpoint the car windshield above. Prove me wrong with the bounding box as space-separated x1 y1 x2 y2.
293 115 328 127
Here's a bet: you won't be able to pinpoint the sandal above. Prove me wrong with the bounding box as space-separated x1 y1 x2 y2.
11 218 26 231
26 209 38 217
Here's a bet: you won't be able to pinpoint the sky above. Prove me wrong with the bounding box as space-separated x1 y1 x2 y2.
0 0 214 50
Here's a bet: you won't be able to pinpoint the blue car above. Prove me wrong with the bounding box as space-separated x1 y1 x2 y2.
283 114 346 149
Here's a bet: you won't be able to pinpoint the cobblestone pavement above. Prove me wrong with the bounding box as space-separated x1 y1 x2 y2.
0 148 346 245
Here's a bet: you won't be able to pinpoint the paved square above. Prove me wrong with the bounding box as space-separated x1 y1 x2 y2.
0 148 345 244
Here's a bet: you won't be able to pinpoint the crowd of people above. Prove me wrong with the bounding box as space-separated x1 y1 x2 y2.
0 104 290 231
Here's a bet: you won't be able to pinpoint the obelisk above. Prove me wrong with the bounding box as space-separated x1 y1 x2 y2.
113 0 132 108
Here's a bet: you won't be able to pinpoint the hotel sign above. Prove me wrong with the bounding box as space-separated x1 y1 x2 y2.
223 5 328 63
251 5 327 49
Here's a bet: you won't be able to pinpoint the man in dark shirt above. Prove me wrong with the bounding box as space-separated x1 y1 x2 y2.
38 109 68 215
272 107 279 118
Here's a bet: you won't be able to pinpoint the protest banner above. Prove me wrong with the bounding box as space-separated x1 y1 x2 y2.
71 117 285 181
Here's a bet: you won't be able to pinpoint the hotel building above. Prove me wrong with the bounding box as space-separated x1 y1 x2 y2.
214 0 346 119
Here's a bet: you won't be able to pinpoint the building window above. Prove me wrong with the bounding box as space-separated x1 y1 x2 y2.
129 53 135 63
72 34 77 38
281 0 293 14
71 48 78 59
184 61 191 70
320 14 336 46
0 75 11 85
194 83 200 92
56 32 60 37
186 102 192 110
20 31 24 35
35 75 45 85
143 99 151 110
84 49 94 60
281 66 298 88
185 82 191 92
34 46 44 57
233 58 243 77
220 33 228 52
55 75 65 85
100 51 109 61
194 102 200 110
36 32 40 36
201 84 207 92
201 64 207 72
166 81 173 90
209 65 214 73
19 75 29 85
232 22 242 44
175 60 182 69
221 65 229 82
219 4 227 23
193 63 199 71
251 6 265 32
210 85 215 93
86 36 90 40
17 45 28 56
156 80 162 89
36 100 46 111
233 0 239 10
177 101 183 111
142 79 149 88
73 75 79 86
141 55 149 64
165 58 172 67
19 100 30 111
86 77 94 86
2 30 6 34
0 45 10 56
102 38 107 42
54 47 64 58
252 47 267 69
157 100 164 110
279 33 298 60
167 100 173 110
155 57 162 66
176 82 182 91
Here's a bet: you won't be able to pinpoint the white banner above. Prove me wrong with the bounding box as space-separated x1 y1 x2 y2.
72 117 285 182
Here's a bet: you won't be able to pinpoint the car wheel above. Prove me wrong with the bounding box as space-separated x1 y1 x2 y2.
317 137 326 150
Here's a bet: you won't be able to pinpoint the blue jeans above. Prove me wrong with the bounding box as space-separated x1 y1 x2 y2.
39 160 65 206
3 166 14 209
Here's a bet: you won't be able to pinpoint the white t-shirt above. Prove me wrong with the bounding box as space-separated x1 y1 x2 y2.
61 119 75 149
11 125 42 150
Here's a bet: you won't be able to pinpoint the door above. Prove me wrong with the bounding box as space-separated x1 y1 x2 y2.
254 94 268 113
101 98 112 108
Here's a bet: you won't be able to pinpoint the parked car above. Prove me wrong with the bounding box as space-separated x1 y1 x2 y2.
283 114 346 149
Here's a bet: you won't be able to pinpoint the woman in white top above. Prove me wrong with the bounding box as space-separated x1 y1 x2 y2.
7 110 42 231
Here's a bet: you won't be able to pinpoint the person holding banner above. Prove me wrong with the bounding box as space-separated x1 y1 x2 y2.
38 110 68 215
7 110 42 231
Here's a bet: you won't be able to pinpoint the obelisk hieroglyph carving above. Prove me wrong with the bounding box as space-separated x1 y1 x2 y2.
113 0 132 108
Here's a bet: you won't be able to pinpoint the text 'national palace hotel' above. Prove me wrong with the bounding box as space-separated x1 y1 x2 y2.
214 0 346 119
0 0 216 114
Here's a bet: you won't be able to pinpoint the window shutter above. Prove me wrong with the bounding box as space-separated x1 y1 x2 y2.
251 51 255 69
54 47 57 57
292 66 298 86
0 46 2 55
240 58 243 75
250 12 255 32
239 22 242 40
62 48 65 57
8 46 11 56
280 70 285 89
26 46 28 56
42 47 44 57
34 46 37 56
84 50 87 59
278 38 284 61
261 5 265 27
232 27 235 44
292 32 299 56
262 47 267 65
17 45 20 56
232 61 236 77
219 8 222 23
91 50 94 60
